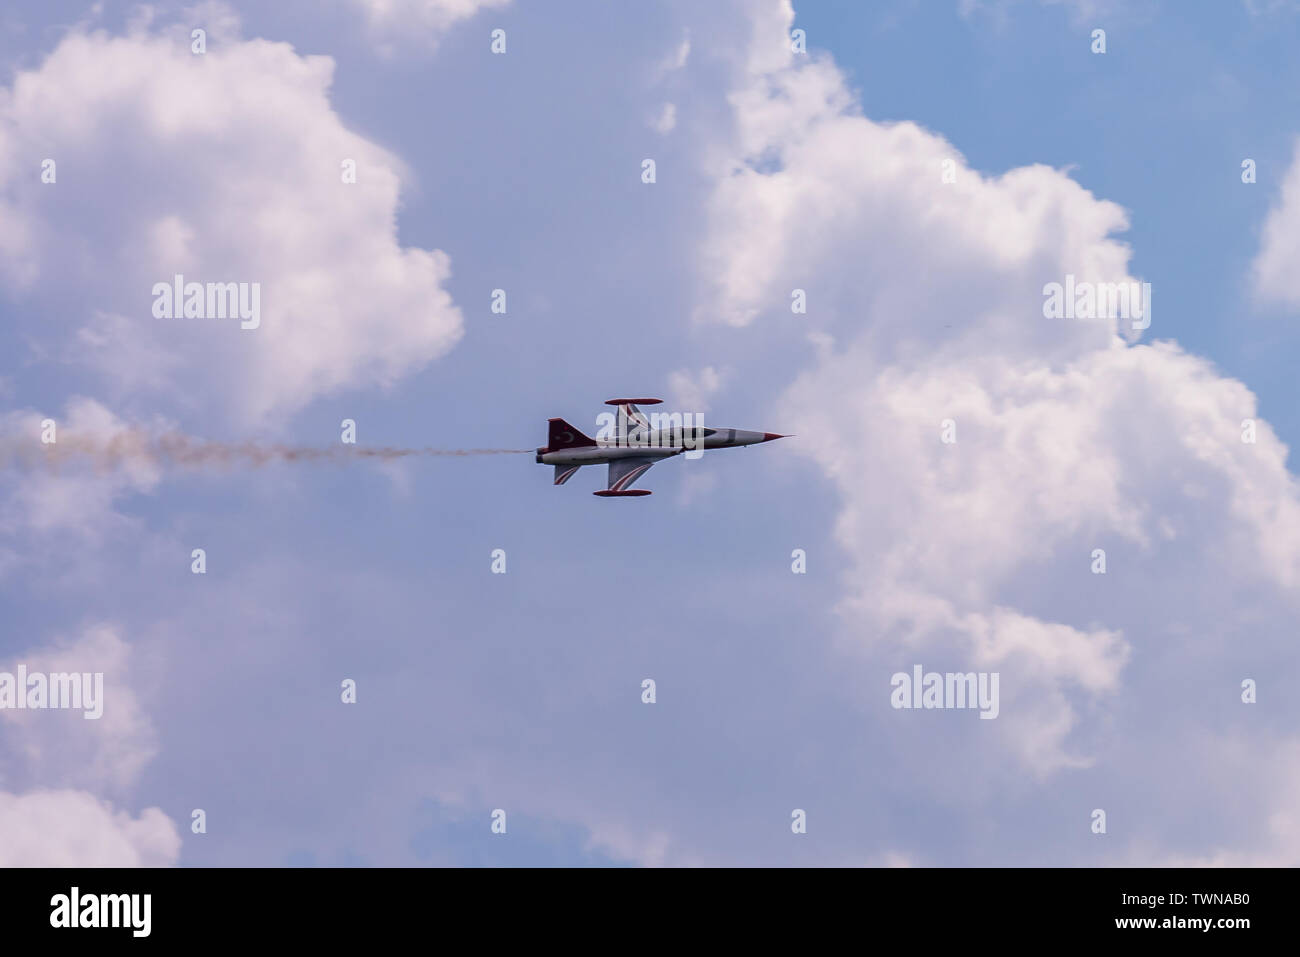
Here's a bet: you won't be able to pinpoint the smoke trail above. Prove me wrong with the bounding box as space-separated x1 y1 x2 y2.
2 428 531 473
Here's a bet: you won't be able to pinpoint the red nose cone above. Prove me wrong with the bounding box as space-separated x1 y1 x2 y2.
762 433 786 442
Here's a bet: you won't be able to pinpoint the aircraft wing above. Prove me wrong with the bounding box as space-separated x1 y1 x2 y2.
606 457 656 492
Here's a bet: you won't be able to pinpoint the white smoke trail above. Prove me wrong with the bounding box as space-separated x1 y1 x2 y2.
1 428 531 473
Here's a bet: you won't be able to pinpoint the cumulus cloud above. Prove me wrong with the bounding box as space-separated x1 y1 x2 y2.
694 0 1300 852
0 790 180 866
0 623 177 866
1 625 159 795
0 10 464 425
696 55 1136 356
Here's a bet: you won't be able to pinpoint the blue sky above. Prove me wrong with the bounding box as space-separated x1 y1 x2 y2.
1 0 1298 867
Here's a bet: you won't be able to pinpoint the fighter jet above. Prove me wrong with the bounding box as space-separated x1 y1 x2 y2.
536 398 786 496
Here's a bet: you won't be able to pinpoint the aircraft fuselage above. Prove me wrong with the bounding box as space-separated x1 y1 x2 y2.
536 428 776 466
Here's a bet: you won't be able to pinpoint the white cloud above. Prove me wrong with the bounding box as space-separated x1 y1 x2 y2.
1253 137 1300 307
0 790 179 866
654 33 691 77
0 623 177 867
668 365 726 412
0 12 464 425
0 398 160 553
959 0 1139 23
1 625 159 794
350 0 511 54
696 0 1300 818
649 102 677 134
697 53 1135 351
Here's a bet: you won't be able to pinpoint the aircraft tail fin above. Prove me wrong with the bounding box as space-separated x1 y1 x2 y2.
546 418 597 451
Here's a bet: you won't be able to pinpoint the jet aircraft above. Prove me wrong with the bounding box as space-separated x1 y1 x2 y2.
536 398 786 496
